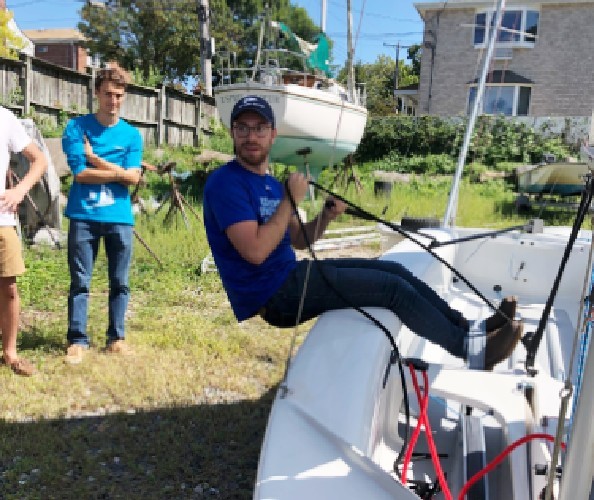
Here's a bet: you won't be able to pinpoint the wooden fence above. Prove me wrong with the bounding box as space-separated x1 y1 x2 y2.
0 54 217 147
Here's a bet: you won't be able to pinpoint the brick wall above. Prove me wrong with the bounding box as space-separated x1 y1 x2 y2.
418 3 594 117
34 42 88 72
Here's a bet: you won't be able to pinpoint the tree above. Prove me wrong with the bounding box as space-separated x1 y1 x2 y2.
79 0 321 87
407 43 421 78
217 1 321 80
79 0 239 84
336 52 420 117
0 9 25 59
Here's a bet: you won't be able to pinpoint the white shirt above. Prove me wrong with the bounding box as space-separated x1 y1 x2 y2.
0 106 32 226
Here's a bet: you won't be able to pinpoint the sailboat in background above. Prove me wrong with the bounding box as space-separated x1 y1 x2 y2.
213 3 368 177
253 1 594 498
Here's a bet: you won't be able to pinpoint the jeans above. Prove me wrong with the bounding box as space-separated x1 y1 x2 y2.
67 220 133 346
261 258 468 359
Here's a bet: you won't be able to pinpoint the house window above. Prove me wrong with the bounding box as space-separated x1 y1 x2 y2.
474 9 539 47
37 46 49 53
468 85 531 116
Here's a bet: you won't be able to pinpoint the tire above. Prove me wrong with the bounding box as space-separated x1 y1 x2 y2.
400 216 441 231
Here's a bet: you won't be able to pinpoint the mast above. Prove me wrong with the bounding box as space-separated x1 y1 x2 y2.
346 0 355 102
442 0 506 227
558 331 594 499
321 0 327 32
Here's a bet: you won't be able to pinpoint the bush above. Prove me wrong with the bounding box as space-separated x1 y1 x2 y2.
373 151 456 175
355 114 573 170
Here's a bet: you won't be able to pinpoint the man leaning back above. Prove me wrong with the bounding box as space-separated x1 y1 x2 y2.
203 95 524 371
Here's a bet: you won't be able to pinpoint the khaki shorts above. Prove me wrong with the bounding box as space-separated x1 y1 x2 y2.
0 226 25 277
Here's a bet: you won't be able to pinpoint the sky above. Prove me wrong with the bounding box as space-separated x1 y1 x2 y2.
7 0 425 69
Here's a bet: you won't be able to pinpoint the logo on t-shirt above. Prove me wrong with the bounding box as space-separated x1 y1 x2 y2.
83 185 115 209
259 197 280 222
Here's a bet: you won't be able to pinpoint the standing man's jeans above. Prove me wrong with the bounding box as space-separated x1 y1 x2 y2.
261 258 468 359
67 220 133 347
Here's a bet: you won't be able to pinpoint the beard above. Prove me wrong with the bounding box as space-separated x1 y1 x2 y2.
235 142 270 168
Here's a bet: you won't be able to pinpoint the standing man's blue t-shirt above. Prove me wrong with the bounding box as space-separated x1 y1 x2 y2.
204 160 297 321
62 114 142 225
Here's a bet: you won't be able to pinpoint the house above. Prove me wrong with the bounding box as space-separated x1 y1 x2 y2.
0 0 34 56
414 0 594 118
394 82 419 116
22 28 89 72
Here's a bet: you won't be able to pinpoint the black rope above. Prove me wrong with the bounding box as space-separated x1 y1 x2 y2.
309 180 501 317
428 223 530 248
524 174 594 374
284 179 411 477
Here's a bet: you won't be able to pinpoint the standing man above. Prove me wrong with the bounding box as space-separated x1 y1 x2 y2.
0 106 47 376
203 96 523 370
62 64 142 364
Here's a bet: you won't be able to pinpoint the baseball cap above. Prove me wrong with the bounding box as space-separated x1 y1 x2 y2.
230 96 275 128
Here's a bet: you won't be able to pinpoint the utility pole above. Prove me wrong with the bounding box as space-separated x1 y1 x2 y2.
383 41 401 112
346 0 355 101
198 0 213 96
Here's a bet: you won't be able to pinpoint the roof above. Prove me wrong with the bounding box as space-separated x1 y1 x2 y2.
394 83 419 96
468 70 533 85
23 28 86 43
397 83 419 91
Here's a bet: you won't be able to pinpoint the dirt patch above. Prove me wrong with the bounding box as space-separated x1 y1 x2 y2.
295 243 381 260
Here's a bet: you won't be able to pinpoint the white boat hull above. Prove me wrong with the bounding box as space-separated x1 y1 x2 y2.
255 226 594 499
214 83 368 174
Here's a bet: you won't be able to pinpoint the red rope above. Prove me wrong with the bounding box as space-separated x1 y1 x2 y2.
401 365 453 499
400 366 429 484
400 363 566 500
458 433 566 500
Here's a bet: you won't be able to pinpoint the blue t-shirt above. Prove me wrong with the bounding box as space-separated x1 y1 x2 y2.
203 160 297 321
62 114 142 225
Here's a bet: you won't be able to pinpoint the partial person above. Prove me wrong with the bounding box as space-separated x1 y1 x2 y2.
0 106 48 375
61 64 142 365
203 96 523 370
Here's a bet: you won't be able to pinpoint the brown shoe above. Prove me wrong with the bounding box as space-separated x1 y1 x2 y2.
65 344 87 365
105 340 133 356
485 320 524 370
485 296 518 332
3 357 36 376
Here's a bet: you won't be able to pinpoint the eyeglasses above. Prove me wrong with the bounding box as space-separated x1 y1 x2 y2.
232 124 272 138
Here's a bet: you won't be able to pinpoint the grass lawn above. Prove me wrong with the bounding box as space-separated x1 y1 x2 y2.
0 174 587 498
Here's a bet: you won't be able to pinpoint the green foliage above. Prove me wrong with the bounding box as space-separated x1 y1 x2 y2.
357 115 573 171
131 65 165 87
468 116 572 166
407 44 422 77
222 0 320 77
0 9 25 59
374 151 456 175
337 54 419 116
23 107 69 138
0 86 24 107
357 116 462 162
79 0 320 86
203 122 233 155
79 0 203 83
